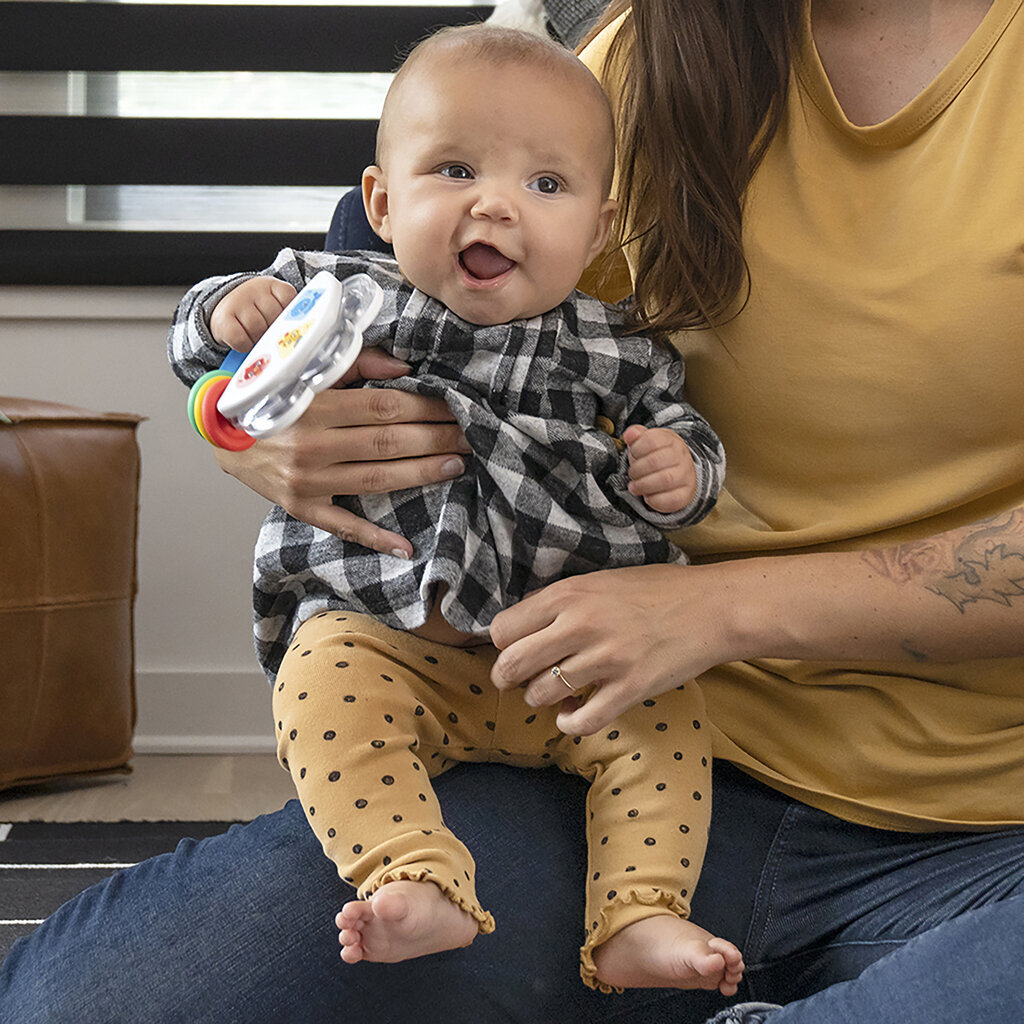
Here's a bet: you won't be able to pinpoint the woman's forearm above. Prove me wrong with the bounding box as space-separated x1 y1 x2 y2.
729 504 1024 665
490 502 1024 734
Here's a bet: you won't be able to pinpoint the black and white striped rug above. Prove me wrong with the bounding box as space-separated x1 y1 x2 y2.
0 820 236 960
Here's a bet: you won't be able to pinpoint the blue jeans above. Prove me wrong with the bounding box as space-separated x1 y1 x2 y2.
2 761 1022 1023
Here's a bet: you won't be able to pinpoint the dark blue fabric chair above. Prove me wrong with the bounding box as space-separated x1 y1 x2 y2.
325 188 394 255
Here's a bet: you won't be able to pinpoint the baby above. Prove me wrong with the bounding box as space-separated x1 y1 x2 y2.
169 25 737 996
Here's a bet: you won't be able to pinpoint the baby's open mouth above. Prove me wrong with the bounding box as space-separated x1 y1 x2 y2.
459 243 516 281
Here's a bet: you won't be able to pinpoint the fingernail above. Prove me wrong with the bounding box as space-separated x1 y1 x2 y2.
390 548 411 560
441 457 465 479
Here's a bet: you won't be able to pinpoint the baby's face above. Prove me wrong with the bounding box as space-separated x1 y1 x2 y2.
365 59 616 326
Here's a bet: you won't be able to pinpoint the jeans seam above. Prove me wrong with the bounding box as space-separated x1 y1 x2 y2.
743 802 802 971
752 936 907 961
741 937 908 994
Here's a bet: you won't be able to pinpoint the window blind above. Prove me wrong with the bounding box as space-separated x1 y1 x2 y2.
0 1 493 286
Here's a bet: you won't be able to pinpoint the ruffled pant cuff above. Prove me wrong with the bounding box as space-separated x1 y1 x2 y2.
369 867 496 935
579 887 687 994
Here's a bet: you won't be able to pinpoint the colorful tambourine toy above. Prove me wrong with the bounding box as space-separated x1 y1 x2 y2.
187 270 385 450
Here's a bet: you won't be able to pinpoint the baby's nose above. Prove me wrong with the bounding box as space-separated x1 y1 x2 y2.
469 186 518 222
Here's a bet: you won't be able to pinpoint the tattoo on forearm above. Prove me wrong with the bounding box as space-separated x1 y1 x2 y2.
861 509 1024 613
899 640 928 662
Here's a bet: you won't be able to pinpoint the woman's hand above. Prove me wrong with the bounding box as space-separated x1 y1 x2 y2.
489 563 738 735
214 346 472 556
490 503 1024 734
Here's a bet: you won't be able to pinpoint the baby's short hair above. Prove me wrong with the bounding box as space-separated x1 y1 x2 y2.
376 24 615 194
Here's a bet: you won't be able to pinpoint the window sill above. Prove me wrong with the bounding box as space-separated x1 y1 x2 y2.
0 284 184 322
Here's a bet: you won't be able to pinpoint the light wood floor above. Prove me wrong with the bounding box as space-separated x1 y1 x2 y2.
0 755 296 823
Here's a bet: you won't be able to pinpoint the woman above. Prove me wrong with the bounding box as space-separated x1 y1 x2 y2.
2 2 1021 1021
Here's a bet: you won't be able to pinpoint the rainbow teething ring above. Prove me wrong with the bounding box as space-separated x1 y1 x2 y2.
187 350 254 449
187 371 226 442
200 376 255 451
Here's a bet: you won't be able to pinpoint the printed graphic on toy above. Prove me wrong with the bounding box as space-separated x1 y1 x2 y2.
187 271 384 450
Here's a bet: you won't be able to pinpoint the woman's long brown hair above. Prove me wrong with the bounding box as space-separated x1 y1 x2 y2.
582 0 802 335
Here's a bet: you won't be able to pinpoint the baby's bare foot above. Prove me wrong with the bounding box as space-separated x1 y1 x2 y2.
335 880 478 964
593 916 744 996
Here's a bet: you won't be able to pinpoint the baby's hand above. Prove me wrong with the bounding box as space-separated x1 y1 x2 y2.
209 276 298 352
623 424 697 514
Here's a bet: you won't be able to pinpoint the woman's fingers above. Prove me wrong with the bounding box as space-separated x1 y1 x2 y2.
508 644 658 736
287 498 415 559
554 683 636 737
488 595 560 684
343 346 413 384
213 380 473 552
304 446 469 499
489 565 720 735
271 389 471 495
518 659 592 711
303 386 458 430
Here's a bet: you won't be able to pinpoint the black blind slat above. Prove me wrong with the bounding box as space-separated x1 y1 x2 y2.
0 229 326 286
2 2 497 285
0 117 378 185
0 3 491 72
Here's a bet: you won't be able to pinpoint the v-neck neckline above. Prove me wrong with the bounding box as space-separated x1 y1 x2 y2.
795 0 1022 145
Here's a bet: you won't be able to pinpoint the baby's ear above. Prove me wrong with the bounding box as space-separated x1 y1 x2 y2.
586 198 618 265
362 166 393 242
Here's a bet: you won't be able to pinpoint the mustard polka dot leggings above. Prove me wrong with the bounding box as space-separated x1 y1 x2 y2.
274 611 712 992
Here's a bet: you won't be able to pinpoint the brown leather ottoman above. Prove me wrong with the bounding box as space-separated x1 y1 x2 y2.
0 397 142 790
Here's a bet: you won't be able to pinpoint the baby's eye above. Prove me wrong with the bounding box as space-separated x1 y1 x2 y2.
529 176 562 195
440 164 473 179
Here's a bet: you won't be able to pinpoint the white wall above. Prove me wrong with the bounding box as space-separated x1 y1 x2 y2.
1 285 276 753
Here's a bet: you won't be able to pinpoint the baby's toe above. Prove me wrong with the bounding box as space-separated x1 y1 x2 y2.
337 899 373 928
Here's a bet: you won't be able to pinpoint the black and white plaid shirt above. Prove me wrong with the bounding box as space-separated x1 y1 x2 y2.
169 249 725 681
